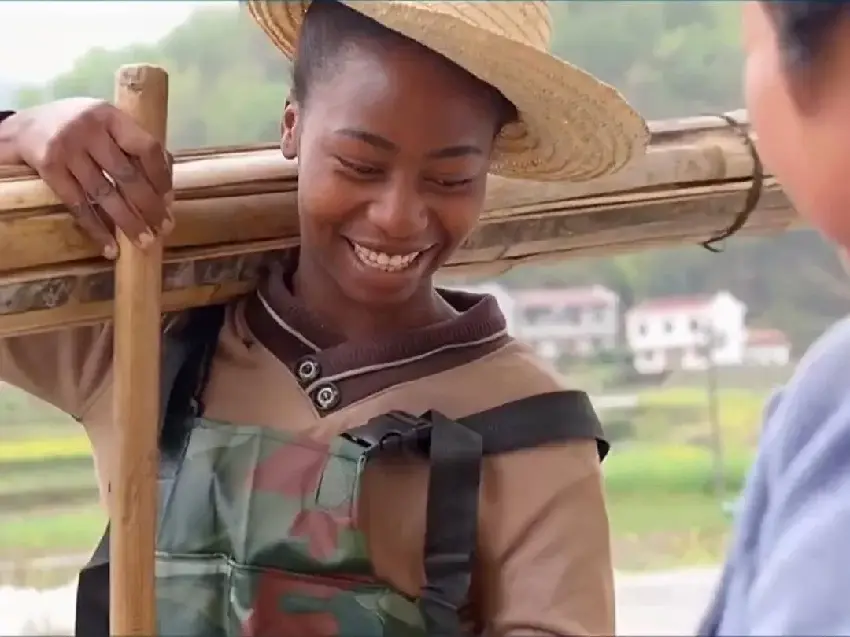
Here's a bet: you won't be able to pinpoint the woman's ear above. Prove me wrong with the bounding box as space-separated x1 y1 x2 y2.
280 96 299 160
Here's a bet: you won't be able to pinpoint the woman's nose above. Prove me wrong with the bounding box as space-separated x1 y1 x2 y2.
367 181 429 240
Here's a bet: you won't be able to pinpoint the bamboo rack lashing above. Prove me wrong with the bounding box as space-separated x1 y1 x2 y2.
0 107 801 338
110 63 167 636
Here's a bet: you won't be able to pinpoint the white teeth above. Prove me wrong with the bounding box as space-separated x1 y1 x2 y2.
352 242 421 272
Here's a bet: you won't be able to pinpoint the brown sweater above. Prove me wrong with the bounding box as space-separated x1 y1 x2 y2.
0 268 614 636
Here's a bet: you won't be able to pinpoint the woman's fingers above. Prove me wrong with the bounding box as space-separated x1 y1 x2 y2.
67 151 153 249
107 112 172 196
88 130 173 235
42 163 119 259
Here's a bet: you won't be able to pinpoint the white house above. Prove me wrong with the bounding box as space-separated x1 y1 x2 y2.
446 282 518 335
744 329 792 366
513 285 620 360
625 291 747 374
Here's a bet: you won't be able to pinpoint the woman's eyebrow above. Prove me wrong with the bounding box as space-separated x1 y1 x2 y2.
334 127 484 158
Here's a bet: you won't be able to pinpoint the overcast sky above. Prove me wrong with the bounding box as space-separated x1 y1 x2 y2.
1 1 236 84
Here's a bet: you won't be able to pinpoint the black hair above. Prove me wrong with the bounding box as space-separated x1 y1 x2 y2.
291 0 517 128
762 1 848 70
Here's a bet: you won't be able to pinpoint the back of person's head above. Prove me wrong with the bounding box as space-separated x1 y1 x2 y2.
762 2 848 72
745 1 850 250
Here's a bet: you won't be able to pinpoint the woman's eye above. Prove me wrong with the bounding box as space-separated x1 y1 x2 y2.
431 176 474 190
337 157 382 177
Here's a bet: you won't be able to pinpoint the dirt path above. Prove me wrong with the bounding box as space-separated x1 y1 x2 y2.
616 566 720 635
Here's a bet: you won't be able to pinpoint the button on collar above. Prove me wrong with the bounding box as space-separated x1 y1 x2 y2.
313 383 341 412
295 357 321 384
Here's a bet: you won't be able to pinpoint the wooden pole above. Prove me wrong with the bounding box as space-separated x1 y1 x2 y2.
110 63 168 637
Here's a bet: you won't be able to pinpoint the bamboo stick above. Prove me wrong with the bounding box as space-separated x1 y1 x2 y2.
110 63 168 637
0 107 800 337
0 109 765 274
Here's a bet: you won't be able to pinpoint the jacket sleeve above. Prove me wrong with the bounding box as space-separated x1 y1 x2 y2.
0 106 116 421
744 318 850 635
0 325 114 421
476 439 614 636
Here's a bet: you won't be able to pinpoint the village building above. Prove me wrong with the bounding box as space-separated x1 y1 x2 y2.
625 291 748 374
512 285 620 361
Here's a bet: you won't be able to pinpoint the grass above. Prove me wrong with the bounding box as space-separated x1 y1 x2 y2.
0 384 757 571
0 388 70 433
0 463 95 496
0 434 90 463
608 492 732 570
0 503 106 559
0 492 736 571
636 386 768 448
604 443 753 495
0 442 748 571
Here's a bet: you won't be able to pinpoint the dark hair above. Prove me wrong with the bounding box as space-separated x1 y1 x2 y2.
762 1 848 70
291 0 517 128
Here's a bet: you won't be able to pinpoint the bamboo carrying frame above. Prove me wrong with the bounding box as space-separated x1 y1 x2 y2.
0 63 797 633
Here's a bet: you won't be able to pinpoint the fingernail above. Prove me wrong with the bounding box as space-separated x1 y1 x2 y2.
103 244 118 260
160 218 175 235
138 232 155 249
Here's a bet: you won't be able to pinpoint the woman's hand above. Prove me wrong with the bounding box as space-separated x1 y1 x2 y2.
0 98 173 258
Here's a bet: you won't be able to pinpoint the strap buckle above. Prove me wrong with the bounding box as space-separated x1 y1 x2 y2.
343 410 432 455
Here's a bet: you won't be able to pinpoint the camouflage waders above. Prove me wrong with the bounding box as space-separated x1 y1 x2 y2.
75 304 608 636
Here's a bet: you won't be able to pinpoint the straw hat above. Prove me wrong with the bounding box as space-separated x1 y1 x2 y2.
245 1 649 183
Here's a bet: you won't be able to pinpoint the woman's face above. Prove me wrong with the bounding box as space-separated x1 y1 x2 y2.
281 38 501 308
743 2 850 249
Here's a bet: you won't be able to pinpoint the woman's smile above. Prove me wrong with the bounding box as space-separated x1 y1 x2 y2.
343 236 435 287
348 239 425 273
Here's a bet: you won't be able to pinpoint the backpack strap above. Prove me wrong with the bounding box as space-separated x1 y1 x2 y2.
443 389 608 459
74 303 227 637
347 390 608 459
345 390 607 636
159 304 229 469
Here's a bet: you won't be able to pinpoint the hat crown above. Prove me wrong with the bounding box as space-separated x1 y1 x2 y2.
245 0 647 182
390 1 552 52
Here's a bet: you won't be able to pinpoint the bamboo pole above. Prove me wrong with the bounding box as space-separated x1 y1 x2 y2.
0 107 802 337
109 63 168 637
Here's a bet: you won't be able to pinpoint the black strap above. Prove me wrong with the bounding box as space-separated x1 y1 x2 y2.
419 412 483 635
74 304 227 637
348 390 608 460
159 305 228 464
345 389 607 636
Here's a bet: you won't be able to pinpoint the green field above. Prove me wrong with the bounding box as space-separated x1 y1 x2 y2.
0 504 105 557
0 382 766 572
0 489 736 573
0 442 748 571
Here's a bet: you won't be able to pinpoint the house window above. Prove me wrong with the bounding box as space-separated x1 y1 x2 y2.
637 350 658 365
525 307 550 323
562 307 579 323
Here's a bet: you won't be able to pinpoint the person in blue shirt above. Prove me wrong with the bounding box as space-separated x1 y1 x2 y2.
700 3 850 634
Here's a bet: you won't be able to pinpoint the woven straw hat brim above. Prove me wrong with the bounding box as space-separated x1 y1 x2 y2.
246 1 649 183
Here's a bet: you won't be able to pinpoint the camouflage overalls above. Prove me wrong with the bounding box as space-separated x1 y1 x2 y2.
75 305 608 636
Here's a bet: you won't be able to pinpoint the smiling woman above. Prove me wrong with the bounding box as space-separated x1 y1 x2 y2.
0 2 647 636
284 2 519 334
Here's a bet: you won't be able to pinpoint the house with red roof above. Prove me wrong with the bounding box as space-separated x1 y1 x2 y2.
513 285 620 360
625 291 748 374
